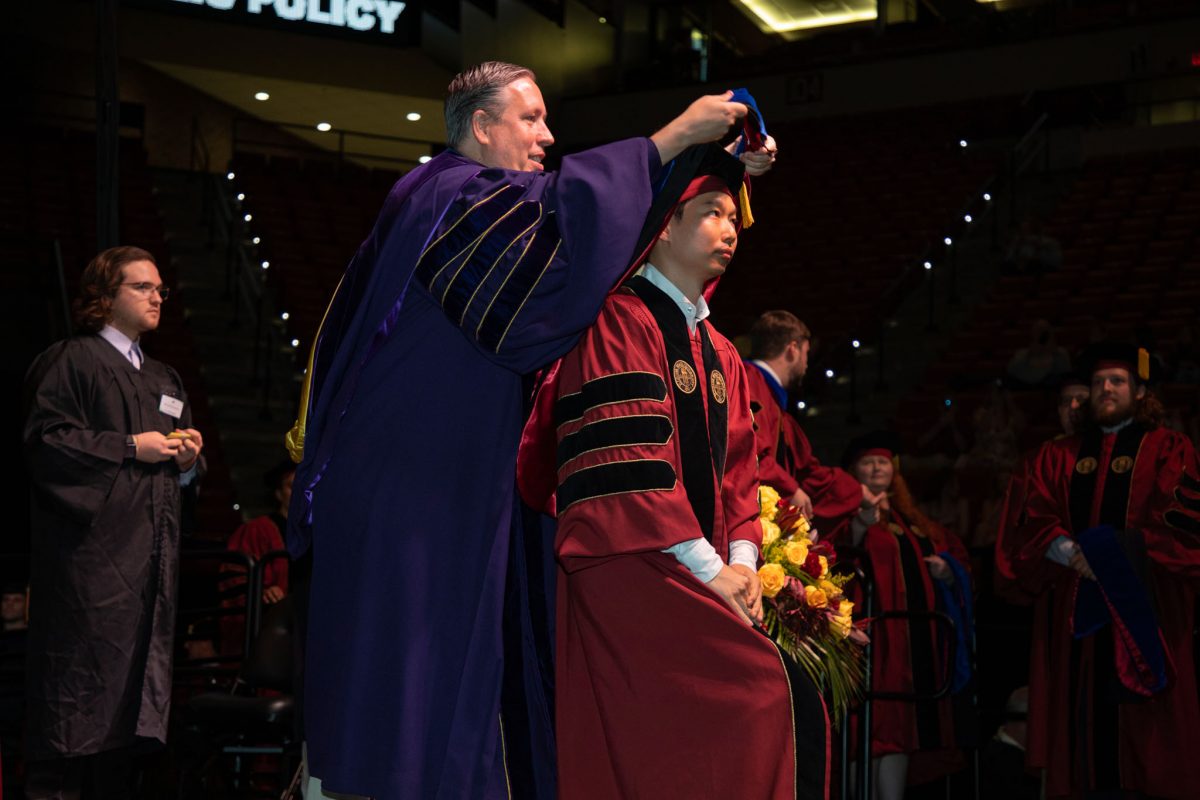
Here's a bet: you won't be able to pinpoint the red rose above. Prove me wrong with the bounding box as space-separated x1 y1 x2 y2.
803 552 822 578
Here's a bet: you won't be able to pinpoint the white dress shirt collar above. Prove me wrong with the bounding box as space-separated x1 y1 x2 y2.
98 324 142 370
637 263 710 333
750 359 783 388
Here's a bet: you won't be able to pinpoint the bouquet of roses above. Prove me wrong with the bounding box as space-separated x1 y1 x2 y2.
756 485 868 727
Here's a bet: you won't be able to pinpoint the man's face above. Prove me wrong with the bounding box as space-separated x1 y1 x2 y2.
109 260 163 338
1091 367 1143 426
477 78 553 172
1057 383 1089 436
1 592 25 624
275 471 295 514
659 190 738 283
786 337 811 388
853 455 894 496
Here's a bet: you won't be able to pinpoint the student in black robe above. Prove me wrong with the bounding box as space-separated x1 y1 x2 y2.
22 246 204 799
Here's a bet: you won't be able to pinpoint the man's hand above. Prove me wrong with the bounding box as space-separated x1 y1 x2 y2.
727 134 777 177
1069 549 1097 581
173 428 204 470
134 431 183 464
707 564 754 626
651 91 748 163
730 564 763 624
262 585 285 605
924 555 954 585
789 487 814 519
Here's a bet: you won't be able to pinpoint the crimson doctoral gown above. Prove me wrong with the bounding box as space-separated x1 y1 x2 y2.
519 277 828 799
1006 423 1200 799
834 507 968 768
744 364 862 531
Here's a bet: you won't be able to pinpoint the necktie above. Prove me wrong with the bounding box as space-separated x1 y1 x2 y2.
129 343 143 370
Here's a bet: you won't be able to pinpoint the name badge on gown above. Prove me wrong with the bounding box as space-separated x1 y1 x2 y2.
159 395 185 419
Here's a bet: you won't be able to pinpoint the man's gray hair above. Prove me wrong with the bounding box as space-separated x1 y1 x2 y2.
444 61 536 148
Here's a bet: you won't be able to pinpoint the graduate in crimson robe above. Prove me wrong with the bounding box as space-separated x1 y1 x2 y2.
1001 344 1200 799
743 310 872 531
285 62 770 800
518 144 828 800
834 432 972 797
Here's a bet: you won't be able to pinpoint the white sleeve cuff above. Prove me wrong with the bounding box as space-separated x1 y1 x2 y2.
663 538 724 583
728 540 759 572
179 462 199 487
1045 535 1077 566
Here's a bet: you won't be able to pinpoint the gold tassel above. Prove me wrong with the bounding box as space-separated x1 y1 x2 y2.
738 183 754 229
285 274 346 464
1137 347 1150 382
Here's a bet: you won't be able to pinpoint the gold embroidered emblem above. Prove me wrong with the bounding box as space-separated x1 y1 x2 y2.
672 360 697 394
888 523 904 537
1075 457 1098 475
710 370 727 404
1111 456 1134 474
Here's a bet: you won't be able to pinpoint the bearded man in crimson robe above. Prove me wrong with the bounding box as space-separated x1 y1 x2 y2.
1004 343 1200 799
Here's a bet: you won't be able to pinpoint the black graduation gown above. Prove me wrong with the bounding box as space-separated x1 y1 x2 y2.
22 333 191 759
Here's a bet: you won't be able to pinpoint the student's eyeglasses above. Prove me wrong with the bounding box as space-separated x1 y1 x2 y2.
121 282 170 300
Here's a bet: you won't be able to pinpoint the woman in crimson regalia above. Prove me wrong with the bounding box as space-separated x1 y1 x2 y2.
835 432 973 800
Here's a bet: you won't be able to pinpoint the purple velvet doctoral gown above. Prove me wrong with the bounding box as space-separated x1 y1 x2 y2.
288 139 660 800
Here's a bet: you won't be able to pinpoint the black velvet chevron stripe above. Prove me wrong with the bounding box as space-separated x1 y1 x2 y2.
1165 509 1200 534
557 460 677 511
555 372 668 426
478 219 562 353
415 184 523 292
440 202 542 324
557 415 673 469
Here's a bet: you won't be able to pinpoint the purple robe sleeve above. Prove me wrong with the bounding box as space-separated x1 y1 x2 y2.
413 138 660 372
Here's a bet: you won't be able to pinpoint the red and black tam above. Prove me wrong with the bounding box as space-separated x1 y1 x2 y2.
842 429 904 469
1080 341 1154 384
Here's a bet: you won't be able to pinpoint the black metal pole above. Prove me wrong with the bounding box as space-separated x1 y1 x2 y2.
95 0 119 250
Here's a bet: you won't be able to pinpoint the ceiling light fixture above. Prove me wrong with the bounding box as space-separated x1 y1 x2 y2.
316 122 332 132
406 112 421 122
255 91 270 101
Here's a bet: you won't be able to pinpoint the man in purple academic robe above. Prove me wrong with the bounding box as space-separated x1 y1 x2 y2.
287 61 775 800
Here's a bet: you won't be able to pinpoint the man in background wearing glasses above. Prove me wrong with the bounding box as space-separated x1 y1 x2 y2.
22 245 204 799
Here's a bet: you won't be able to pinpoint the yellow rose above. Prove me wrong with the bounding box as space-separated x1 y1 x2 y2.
759 563 787 599
792 514 810 536
760 519 781 546
818 555 829 578
838 599 854 617
820 579 842 600
784 540 809 566
759 485 781 521
829 614 852 639
805 586 828 609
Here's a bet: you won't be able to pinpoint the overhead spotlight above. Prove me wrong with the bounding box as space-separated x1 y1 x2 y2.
236 192 245 201
233 503 241 511
406 112 421 122
243 213 253 222
261 261 270 270
825 369 835 378
944 236 953 246
852 339 861 349
316 122 332 132
923 261 933 270
959 139 968 148
419 155 432 164
964 214 973 223
281 311 290 321
599 16 607 23
797 401 807 410
226 172 235 180
291 338 300 347
983 192 992 202
255 91 270 101
252 236 261 245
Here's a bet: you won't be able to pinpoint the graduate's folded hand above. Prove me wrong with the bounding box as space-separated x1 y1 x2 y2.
134 431 184 464
730 564 764 624
707 564 754 627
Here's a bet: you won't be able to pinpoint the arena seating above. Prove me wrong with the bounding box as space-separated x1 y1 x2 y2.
895 147 1200 449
